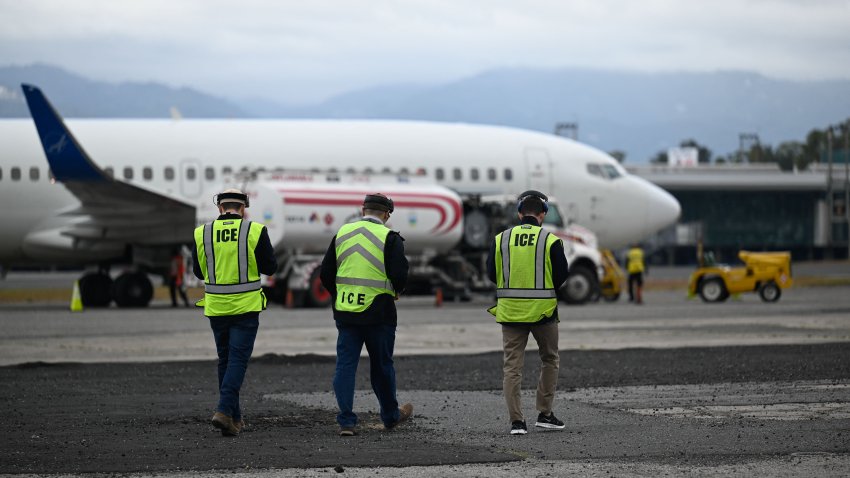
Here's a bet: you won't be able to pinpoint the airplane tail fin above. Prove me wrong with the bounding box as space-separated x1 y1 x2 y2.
20 84 109 182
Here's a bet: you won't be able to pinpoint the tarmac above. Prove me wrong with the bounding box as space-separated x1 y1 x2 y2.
1 266 849 476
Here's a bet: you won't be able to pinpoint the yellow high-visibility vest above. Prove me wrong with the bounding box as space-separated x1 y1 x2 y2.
334 219 395 313
488 224 560 323
193 218 267 316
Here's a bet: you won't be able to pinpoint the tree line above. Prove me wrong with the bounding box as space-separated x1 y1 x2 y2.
626 119 850 170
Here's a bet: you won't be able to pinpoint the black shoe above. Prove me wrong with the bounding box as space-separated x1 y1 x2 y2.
534 412 565 429
510 420 527 435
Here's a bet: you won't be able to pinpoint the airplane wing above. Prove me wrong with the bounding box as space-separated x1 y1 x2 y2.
21 84 196 246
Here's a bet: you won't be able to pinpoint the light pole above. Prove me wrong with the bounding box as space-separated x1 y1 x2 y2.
554 122 578 140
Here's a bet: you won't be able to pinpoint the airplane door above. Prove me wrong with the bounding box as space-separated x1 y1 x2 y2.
524 148 553 194
180 159 202 199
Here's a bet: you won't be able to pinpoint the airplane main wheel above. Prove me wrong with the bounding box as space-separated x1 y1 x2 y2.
112 272 153 308
758 281 781 302
78 272 113 307
698 277 728 303
559 265 598 305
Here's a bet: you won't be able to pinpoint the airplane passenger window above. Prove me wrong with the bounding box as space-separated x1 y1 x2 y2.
435 168 445 180
399 167 409 175
123 167 133 180
364 168 374 174
104 167 114 178
416 167 427 176
381 167 392 174
504 168 513 181
222 167 232 176
164 167 175 181
143 167 153 181
205 167 215 180
30 167 39 181
0 167 3 180
487 168 497 181
586 163 605 179
470 168 480 181
453 168 462 180
11 167 21 181
346 167 356 174
186 167 196 180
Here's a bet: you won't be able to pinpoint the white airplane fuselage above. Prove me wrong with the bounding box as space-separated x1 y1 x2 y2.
0 118 680 266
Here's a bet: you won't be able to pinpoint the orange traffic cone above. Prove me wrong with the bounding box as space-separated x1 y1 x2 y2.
70 280 83 312
285 289 294 309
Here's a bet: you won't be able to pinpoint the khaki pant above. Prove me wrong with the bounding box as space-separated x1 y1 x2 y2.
501 321 560 422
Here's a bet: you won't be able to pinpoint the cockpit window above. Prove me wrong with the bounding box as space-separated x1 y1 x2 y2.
602 164 621 179
587 162 622 180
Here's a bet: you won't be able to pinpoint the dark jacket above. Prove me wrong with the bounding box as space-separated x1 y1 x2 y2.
320 217 409 326
486 215 569 323
192 213 278 280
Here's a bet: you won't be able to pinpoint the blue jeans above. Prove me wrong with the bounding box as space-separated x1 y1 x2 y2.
208 314 259 421
333 323 400 428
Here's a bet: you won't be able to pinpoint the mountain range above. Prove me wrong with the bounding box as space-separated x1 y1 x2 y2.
2 63 848 162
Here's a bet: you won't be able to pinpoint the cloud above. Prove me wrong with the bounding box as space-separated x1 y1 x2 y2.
1 0 848 102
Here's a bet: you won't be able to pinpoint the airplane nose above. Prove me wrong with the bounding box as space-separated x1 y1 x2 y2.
645 185 681 234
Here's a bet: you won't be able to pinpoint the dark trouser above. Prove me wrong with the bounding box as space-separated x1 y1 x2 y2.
333 323 400 428
169 278 189 306
208 314 259 421
628 272 644 303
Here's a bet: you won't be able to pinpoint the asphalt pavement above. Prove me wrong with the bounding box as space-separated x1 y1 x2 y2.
0 269 849 476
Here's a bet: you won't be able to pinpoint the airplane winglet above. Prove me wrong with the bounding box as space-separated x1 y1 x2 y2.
21 84 108 182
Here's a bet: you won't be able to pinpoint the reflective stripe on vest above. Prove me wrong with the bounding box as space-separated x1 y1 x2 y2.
203 219 255 286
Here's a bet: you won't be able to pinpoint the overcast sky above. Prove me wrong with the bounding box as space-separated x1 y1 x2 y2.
1 0 849 104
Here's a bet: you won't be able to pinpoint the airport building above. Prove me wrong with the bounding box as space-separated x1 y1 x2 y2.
629 162 850 264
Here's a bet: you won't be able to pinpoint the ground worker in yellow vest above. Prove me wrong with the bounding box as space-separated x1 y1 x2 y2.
626 243 646 305
319 193 413 437
487 190 570 435
191 188 277 437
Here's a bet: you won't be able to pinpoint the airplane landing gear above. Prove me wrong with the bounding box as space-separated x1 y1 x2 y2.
78 272 113 307
112 271 154 308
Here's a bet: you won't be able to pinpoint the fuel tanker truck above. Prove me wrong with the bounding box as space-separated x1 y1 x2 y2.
197 171 602 306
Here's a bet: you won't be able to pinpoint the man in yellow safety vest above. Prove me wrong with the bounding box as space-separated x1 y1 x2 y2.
487 190 570 435
192 188 277 436
319 193 413 437
626 243 646 305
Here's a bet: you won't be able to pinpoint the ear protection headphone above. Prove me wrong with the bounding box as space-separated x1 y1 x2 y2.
214 190 250 208
516 190 549 214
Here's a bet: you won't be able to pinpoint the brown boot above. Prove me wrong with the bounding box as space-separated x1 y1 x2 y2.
211 412 240 436
385 403 413 430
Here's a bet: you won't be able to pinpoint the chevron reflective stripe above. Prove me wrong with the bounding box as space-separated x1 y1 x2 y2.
204 281 262 294
496 288 557 299
337 226 384 250
238 220 251 283
337 276 394 292
337 243 386 273
535 230 550 289
500 228 512 286
203 223 216 285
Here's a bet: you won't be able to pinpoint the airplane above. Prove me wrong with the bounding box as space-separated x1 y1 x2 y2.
0 84 680 307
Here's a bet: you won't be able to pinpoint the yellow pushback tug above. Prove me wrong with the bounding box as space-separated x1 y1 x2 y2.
688 251 793 303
